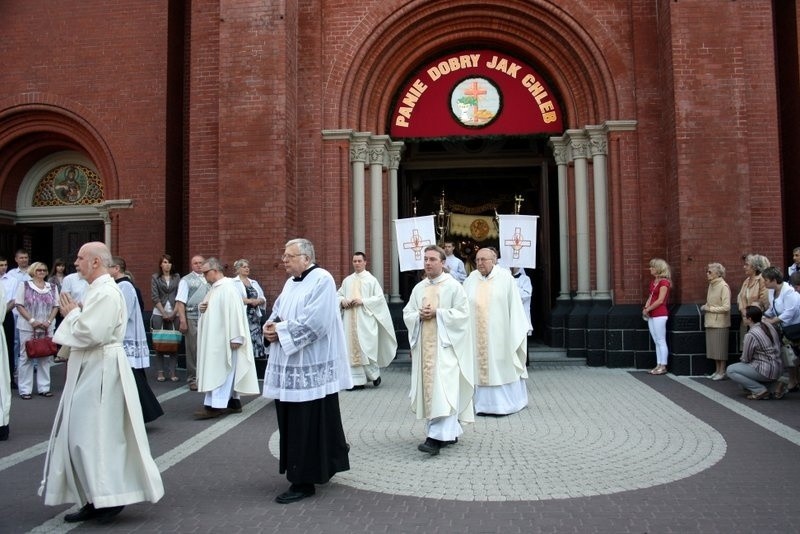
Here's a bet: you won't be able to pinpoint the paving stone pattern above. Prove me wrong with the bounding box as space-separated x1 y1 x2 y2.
2 363 800 533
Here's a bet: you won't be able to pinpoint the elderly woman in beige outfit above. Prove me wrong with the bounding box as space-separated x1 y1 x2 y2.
736 254 770 343
702 263 731 380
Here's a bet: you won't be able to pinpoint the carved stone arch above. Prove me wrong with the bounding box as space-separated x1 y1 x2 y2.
334 0 626 132
0 94 119 211
16 151 103 221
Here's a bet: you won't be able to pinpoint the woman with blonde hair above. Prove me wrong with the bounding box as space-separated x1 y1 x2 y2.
232 259 268 360
736 254 770 343
15 262 59 398
701 263 731 380
643 258 672 375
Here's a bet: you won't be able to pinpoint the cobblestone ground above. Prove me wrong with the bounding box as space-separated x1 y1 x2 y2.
2 363 800 533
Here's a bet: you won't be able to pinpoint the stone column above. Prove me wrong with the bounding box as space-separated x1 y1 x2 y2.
388 141 404 302
368 136 389 288
550 136 571 301
586 125 610 300
566 129 591 300
349 132 370 253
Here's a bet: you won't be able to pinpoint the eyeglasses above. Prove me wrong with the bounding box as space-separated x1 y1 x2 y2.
35 269 47 272
281 253 305 260
706 270 713 274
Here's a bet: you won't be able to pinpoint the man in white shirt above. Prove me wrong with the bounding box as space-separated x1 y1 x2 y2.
61 272 89 305
3 250 31 386
442 241 467 283
788 247 800 278
176 255 210 390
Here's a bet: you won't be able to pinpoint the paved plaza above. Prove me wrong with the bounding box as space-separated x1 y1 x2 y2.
2 362 800 533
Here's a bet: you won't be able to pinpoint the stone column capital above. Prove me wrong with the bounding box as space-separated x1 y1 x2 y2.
565 129 589 160
549 136 569 165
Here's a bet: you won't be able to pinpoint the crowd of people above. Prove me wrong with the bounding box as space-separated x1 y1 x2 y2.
3 239 800 522
644 248 800 402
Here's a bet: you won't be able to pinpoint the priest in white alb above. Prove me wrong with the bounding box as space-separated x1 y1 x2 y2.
464 248 530 415
41 242 163 524
194 257 259 419
338 251 397 388
403 244 474 456
0 283 9 441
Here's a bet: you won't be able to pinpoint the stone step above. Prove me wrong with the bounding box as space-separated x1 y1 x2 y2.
391 342 585 367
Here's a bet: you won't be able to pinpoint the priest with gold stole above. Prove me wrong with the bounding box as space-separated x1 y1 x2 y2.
403 245 474 456
337 251 397 389
463 248 529 415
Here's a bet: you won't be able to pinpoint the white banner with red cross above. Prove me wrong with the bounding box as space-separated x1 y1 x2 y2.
394 215 436 272
498 214 538 269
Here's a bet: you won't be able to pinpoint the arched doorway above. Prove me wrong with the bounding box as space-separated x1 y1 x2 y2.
3 151 107 268
398 136 558 339
0 102 125 268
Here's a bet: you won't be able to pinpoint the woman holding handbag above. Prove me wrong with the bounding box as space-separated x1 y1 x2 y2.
15 261 59 399
151 254 180 382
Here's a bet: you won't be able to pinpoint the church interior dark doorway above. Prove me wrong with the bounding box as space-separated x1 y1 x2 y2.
0 221 102 273
398 137 559 340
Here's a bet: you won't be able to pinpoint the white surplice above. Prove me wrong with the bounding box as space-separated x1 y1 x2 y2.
42 274 163 507
117 278 150 369
263 266 352 402
464 266 529 415
337 270 397 385
403 272 474 434
196 277 259 405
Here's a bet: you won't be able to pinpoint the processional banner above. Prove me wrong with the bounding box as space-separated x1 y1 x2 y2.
394 215 436 272
498 215 538 269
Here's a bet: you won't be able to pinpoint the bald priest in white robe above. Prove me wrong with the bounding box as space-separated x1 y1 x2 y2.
338 251 397 388
41 242 163 524
464 248 530 415
195 257 259 419
403 244 474 456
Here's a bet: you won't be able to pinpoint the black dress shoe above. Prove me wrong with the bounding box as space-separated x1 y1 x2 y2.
0 425 8 441
441 437 458 447
193 406 227 420
94 505 124 524
373 376 382 387
275 484 315 504
65 503 98 523
417 437 441 455
227 398 243 413
347 385 365 391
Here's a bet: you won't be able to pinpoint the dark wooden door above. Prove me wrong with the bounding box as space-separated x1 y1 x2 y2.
53 222 103 269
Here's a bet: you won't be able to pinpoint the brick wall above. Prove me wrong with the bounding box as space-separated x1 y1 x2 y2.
0 0 790 314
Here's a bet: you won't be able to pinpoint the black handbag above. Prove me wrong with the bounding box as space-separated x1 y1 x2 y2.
782 322 800 342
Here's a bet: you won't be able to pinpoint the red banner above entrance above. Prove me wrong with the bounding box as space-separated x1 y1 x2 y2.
390 50 564 138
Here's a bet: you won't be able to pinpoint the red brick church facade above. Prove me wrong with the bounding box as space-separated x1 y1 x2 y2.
1 0 797 372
